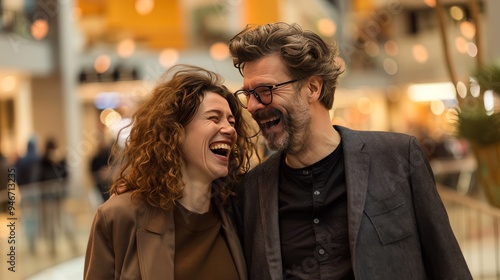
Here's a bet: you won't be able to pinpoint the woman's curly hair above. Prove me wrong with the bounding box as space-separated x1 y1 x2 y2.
228 22 344 109
110 64 258 210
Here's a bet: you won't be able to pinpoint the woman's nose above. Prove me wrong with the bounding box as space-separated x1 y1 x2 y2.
221 121 236 136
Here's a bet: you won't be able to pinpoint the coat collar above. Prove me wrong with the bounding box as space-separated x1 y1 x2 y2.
137 205 175 280
137 202 247 280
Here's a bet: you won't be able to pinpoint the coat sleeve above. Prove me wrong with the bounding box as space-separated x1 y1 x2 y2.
408 136 472 279
84 207 116 280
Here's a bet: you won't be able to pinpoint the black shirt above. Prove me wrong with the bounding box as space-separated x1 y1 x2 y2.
279 141 354 279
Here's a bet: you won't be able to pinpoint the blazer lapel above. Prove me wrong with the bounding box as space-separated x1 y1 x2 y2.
259 153 284 279
137 206 175 280
336 126 370 266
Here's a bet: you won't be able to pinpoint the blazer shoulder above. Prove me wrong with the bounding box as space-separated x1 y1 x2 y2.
338 126 417 156
357 129 412 142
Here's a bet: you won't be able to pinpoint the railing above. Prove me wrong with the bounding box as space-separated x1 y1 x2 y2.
439 186 500 280
0 178 90 279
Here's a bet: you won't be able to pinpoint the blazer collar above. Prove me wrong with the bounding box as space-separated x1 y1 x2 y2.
335 126 370 264
257 152 284 279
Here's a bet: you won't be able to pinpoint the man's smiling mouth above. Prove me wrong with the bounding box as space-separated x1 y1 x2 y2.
259 116 281 129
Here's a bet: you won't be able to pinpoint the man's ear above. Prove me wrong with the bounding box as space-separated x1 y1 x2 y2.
306 76 323 103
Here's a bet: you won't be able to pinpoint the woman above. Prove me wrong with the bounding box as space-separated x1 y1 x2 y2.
84 65 257 279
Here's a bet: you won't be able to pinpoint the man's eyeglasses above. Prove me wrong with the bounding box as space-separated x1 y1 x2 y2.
234 79 298 108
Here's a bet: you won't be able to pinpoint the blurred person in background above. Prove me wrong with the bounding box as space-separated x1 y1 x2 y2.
84 65 257 279
90 138 114 202
15 136 41 254
0 151 10 213
15 136 40 186
228 22 472 279
38 137 73 257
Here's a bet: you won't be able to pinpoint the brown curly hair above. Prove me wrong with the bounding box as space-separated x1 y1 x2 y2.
228 22 344 109
110 64 258 210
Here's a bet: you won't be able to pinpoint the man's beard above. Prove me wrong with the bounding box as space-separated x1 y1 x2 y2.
264 99 311 154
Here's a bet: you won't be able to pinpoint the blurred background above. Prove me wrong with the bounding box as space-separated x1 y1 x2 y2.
0 0 499 279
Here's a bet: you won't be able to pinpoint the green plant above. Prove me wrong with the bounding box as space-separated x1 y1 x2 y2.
456 104 500 145
456 65 500 145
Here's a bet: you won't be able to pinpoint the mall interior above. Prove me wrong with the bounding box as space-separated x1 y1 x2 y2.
0 0 499 279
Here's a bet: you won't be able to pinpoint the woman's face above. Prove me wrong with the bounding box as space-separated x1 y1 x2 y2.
181 92 237 183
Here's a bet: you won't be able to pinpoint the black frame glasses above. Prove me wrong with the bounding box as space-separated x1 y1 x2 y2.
234 79 298 108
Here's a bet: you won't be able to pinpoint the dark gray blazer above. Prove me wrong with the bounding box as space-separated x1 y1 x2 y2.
233 126 472 280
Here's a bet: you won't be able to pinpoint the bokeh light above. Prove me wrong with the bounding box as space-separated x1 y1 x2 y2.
454 36 468 54
384 40 399 56
383 58 398 75
430 100 446 115
470 79 480 97
317 18 337 37
412 44 429 63
459 21 476 40
484 90 494 115
450 6 464 21
456 81 467 98
117 38 136 58
423 0 436 7
466 42 478 57
209 42 230 61
31 19 49 40
135 0 154 15
1 76 17 92
159 48 179 68
94 55 111 73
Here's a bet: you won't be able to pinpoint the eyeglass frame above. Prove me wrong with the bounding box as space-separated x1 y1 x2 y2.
233 79 299 108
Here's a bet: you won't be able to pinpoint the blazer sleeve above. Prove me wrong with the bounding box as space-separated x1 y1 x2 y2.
408 136 472 279
84 207 116 280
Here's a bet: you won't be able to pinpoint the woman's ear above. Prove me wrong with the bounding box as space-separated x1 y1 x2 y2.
306 76 323 103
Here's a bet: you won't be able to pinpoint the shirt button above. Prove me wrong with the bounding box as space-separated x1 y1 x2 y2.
302 170 309 175
318 249 325 255
314 190 320 195
313 218 319 224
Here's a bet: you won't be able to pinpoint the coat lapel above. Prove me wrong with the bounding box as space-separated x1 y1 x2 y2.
218 203 248 280
336 126 370 266
137 206 175 280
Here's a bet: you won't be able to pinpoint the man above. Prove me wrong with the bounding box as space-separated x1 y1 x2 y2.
228 22 472 279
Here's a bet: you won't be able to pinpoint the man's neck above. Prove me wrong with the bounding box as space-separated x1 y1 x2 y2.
285 124 340 169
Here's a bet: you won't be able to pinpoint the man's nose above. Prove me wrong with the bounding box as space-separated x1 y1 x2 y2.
247 93 266 114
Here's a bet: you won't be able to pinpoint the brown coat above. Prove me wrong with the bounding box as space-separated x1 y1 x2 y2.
84 192 247 280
